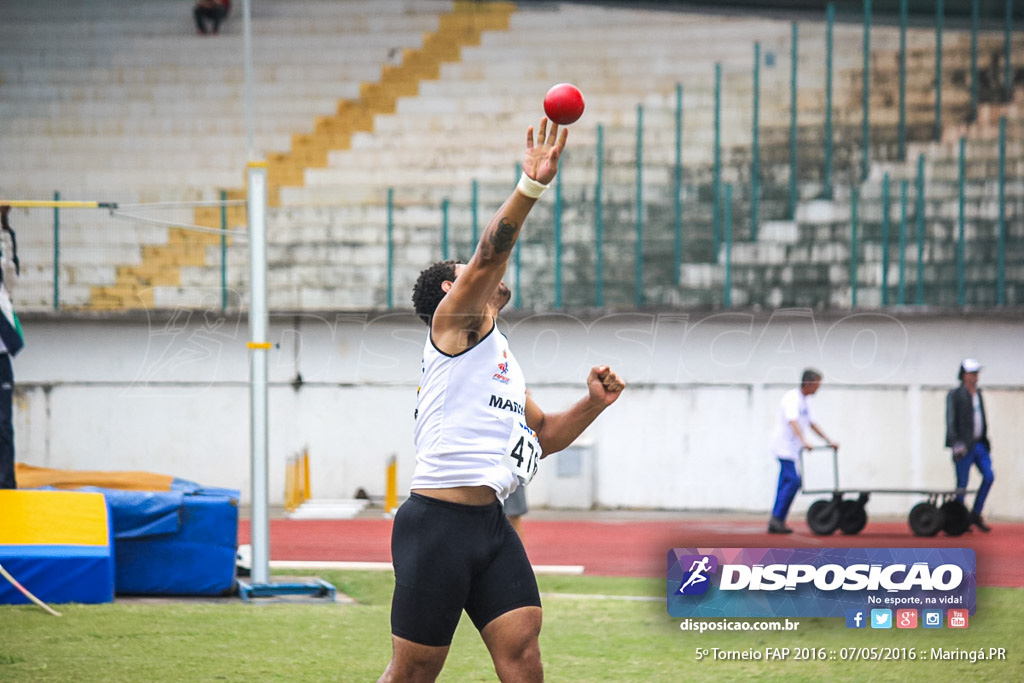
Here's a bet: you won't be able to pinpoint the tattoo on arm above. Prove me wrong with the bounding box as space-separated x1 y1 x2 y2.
489 217 518 254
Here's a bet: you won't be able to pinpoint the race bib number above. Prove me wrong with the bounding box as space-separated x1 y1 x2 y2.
503 419 542 485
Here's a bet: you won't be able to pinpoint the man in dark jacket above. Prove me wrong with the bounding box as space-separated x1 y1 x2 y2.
0 205 22 490
945 358 995 532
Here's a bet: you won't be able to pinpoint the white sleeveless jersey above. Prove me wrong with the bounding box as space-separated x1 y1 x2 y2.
411 324 524 501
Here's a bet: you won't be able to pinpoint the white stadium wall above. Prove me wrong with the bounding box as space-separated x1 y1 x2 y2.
13 309 1024 520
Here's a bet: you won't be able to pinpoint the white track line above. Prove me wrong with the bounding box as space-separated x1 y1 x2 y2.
268 560 585 575
540 593 662 602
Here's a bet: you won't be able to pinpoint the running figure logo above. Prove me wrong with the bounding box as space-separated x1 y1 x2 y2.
676 555 718 595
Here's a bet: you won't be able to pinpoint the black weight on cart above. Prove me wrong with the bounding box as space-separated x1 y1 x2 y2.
799 446 973 537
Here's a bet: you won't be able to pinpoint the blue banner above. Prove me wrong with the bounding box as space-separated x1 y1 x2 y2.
667 547 976 618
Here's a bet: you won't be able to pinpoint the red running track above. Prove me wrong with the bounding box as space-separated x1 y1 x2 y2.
239 516 1023 587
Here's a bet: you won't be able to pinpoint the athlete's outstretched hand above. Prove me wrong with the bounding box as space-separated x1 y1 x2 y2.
587 365 625 407
522 118 567 186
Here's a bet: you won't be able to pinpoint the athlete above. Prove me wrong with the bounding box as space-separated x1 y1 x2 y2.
379 118 625 682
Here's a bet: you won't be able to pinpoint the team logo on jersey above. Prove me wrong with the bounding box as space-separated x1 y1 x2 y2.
492 350 511 384
489 395 525 415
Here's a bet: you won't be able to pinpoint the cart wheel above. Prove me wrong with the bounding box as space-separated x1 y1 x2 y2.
838 499 868 535
908 502 944 537
940 500 971 536
807 499 840 535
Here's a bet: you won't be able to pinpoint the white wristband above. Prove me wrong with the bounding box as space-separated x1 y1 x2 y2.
516 172 549 199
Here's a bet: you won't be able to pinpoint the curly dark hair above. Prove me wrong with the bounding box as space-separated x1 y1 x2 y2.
412 259 459 325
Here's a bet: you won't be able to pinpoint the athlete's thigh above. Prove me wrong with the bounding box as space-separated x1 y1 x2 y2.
480 605 543 681
390 496 477 646
464 516 541 632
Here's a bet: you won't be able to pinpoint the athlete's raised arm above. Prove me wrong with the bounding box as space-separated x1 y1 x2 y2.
431 119 567 355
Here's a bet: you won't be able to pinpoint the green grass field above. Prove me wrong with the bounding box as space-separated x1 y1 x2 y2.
1 571 1021 682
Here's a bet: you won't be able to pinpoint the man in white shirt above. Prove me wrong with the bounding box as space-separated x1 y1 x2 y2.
768 369 838 534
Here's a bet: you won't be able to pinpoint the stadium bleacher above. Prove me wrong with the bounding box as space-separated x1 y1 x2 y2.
0 0 1020 311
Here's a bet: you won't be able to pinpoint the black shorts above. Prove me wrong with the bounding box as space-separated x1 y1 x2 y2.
390 492 541 647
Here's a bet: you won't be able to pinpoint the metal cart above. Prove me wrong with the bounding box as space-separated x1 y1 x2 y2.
799 446 974 537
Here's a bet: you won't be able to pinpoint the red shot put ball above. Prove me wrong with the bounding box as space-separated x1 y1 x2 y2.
543 83 585 125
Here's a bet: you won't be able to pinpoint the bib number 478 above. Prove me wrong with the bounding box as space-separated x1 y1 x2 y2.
509 435 537 474
503 421 541 485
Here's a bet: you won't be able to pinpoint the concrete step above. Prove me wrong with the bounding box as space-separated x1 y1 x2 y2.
3 115 315 137
1 63 384 87
2 81 360 103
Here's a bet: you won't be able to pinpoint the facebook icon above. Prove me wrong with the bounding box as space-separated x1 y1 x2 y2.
845 609 866 629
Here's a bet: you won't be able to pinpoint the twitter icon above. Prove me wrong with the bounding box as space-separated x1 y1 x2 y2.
870 609 892 629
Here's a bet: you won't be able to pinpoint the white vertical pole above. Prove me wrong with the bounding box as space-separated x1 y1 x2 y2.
247 160 270 585
908 384 922 490
242 0 255 160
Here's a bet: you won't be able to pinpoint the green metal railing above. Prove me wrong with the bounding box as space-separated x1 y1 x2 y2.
554 173 563 309
471 179 479 245
881 174 891 306
387 187 395 309
915 154 926 305
33 138 1020 315
713 62 722 258
898 179 909 305
635 104 644 307
52 191 60 310
674 84 683 284
595 125 605 308
220 189 228 310
998 117 1007 304
440 198 450 261
850 186 860 307
724 183 734 308
752 42 761 241
789 21 799 218
513 163 522 308
957 137 966 307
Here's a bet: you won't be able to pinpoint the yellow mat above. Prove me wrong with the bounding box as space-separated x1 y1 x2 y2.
14 463 175 492
0 489 110 546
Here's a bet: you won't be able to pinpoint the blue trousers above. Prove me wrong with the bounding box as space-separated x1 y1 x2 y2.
771 458 801 521
954 442 994 515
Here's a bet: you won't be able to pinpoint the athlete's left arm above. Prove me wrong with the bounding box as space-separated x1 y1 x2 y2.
525 365 625 457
